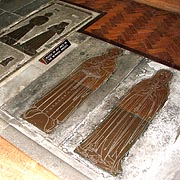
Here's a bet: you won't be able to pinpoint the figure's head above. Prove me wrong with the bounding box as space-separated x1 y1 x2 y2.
154 69 173 83
107 48 121 57
44 12 53 17
60 22 69 27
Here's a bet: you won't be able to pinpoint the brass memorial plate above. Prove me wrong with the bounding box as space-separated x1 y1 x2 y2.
75 69 173 175
23 48 121 133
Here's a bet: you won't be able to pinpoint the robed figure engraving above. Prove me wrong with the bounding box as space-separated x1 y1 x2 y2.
15 22 69 56
22 48 121 133
0 13 53 46
75 69 173 175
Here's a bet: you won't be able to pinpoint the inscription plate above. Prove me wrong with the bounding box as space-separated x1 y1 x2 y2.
40 39 71 64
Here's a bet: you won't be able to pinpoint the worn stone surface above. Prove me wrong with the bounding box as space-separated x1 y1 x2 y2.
0 65 41 106
0 42 30 81
14 0 51 16
0 2 96 81
0 0 35 12
75 69 172 175
0 9 4 15
0 12 20 30
146 135 180 180
0 42 180 180
0 33 81 107
1 57 179 180
1 36 77 114
0 118 8 133
0 1 179 179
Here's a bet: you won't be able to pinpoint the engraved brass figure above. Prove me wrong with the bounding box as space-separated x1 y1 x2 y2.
23 48 121 133
75 69 173 175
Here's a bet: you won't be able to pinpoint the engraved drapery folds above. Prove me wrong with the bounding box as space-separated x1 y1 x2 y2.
75 69 173 175
23 48 121 133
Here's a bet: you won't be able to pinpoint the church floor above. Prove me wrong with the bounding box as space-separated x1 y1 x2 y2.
0 1 180 180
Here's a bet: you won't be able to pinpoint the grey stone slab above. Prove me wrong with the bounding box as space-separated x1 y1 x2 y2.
2 37 142 141
1 48 180 180
148 136 180 180
0 2 93 56
31 39 78 73
0 34 81 106
0 42 30 81
0 0 34 12
0 65 42 106
0 118 8 133
0 12 20 30
1 126 90 180
15 0 51 16
0 9 4 15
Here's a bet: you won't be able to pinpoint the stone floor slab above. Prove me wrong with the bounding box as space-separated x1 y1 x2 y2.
146 135 180 180
0 1 179 180
14 0 51 16
0 37 143 180
1 56 180 180
0 32 83 106
0 12 20 30
0 9 4 15
1 36 142 144
0 2 97 81
22 47 122 133
0 42 30 81
0 118 9 133
75 69 172 175
0 0 37 12
31 41 78 73
0 65 42 106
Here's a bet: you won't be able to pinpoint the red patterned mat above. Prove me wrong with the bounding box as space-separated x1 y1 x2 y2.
64 0 180 70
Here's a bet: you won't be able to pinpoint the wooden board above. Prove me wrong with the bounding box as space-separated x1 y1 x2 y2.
0 136 60 180
135 0 180 14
